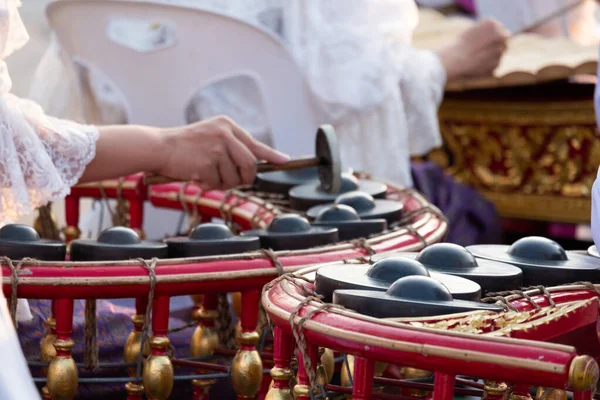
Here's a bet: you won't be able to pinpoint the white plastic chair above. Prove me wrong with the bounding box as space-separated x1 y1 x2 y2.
46 0 323 239
46 0 321 155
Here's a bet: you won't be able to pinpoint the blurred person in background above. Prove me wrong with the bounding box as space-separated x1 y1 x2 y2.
465 0 598 45
29 0 509 240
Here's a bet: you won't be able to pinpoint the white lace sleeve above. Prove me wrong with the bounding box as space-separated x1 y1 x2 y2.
0 0 99 224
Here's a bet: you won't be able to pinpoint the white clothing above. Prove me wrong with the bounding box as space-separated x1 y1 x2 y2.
1 0 97 322
33 0 445 188
0 0 98 226
34 0 446 239
0 1 64 395
0 265 39 399
475 0 599 46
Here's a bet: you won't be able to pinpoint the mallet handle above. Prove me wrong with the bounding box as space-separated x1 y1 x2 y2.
257 156 318 173
144 156 320 186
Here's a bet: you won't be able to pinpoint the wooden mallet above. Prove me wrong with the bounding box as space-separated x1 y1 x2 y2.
144 124 343 193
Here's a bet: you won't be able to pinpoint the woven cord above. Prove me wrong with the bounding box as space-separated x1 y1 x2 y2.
350 238 376 256
186 189 204 234
84 299 99 370
216 293 237 350
257 248 286 332
134 258 158 383
114 177 129 227
289 299 349 397
1 257 36 327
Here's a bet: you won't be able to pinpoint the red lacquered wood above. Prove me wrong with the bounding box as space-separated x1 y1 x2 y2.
295 345 319 400
433 373 456 400
128 199 144 233
152 296 170 343
1 217 444 299
240 291 260 344
352 357 375 400
55 298 74 344
5 184 447 300
202 294 219 314
512 384 533 400
69 174 146 201
573 389 594 400
64 196 80 227
271 328 294 390
135 298 147 316
264 281 579 389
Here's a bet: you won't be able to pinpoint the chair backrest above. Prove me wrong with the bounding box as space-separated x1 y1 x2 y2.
46 0 322 156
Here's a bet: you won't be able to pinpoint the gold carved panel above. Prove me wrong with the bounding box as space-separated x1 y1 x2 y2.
425 93 599 224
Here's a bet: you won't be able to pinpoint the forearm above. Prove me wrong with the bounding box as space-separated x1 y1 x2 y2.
78 125 167 183
436 44 462 83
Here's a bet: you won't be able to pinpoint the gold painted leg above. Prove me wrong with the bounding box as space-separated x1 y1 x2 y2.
190 295 220 400
483 381 509 400
231 291 263 399
143 336 174 400
536 387 567 400
47 339 78 400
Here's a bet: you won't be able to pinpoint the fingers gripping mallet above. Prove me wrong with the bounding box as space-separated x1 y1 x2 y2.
143 124 343 193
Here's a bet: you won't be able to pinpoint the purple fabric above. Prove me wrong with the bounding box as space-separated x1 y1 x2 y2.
455 0 476 13
411 161 502 246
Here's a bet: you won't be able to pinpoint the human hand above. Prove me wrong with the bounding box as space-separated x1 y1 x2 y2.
156 116 289 190
437 19 509 82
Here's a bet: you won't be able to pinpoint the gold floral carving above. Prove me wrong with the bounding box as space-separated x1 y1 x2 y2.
423 97 598 224
400 299 594 337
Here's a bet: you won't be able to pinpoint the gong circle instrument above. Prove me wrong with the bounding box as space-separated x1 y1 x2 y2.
311 204 387 241
144 124 343 193
241 214 339 251
0 224 66 261
288 173 388 211
370 243 523 293
7 171 449 400
306 191 404 224
333 275 503 318
262 248 600 400
70 226 168 261
166 222 260 257
468 236 600 286
314 256 482 302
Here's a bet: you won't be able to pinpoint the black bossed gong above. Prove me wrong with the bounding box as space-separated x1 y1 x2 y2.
306 191 403 225
288 173 387 211
166 223 260 258
333 275 503 319
255 167 354 196
468 236 600 287
370 243 522 293
70 226 168 261
0 224 66 261
588 245 600 258
311 204 387 241
255 167 319 196
240 214 338 251
314 257 482 302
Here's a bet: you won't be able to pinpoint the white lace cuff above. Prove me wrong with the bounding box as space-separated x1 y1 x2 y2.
0 95 99 224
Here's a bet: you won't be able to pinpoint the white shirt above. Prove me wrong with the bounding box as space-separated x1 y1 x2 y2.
31 0 447 189
475 0 599 46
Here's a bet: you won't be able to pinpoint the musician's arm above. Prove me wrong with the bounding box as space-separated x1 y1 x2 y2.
436 19 508 82
78 124 164 183
79 117 289 186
